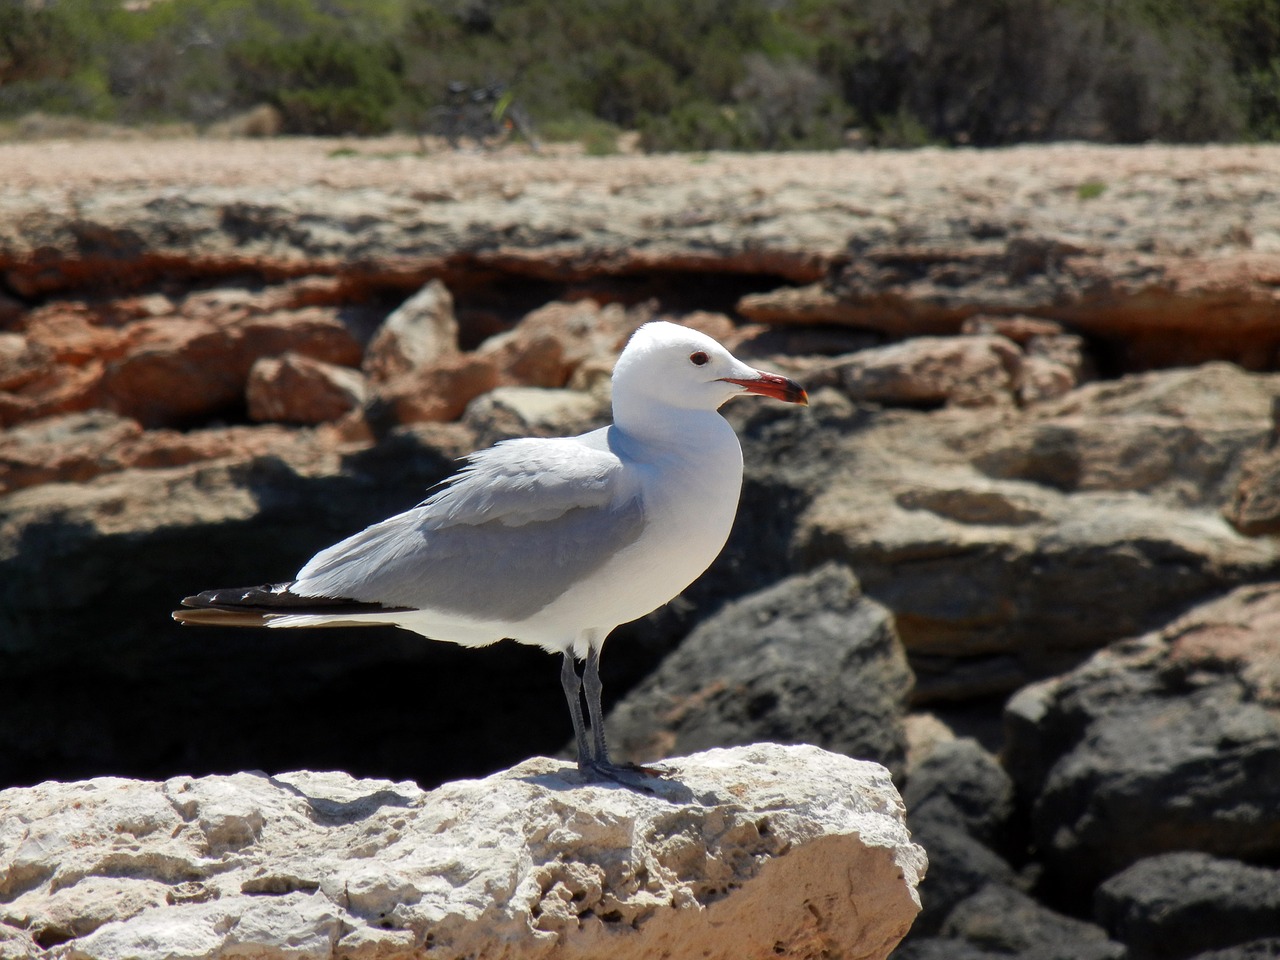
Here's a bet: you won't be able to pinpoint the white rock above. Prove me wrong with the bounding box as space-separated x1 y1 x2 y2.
0 745 925 960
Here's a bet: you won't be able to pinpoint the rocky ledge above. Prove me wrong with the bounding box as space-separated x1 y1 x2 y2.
0 744 924 960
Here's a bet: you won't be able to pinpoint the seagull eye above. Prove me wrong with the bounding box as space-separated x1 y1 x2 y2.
690 351 709 366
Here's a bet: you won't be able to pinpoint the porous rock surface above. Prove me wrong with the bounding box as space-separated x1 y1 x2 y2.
0 743 925 960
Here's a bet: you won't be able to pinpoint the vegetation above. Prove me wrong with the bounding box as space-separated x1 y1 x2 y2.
2 0 1279 149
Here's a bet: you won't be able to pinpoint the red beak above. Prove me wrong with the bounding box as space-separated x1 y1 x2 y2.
719 371 809 405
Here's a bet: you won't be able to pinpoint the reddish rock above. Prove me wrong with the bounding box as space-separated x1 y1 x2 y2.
0 334 52 391
246 353 368 425
99 318 240 426
0 359 104 427
838 334 1023 407
371 352 501 424
0 409 347 495
234 308 363 369
363 280 458 383
0 411 143 494
22 301 129 365
477 300 647 388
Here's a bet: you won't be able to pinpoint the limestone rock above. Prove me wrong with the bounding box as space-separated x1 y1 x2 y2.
604 564 913 776
836 334 1023 407
750 362 1280 701
246 352 367 425
464 385 608 445
1094 852 1280 960
362 280 459 383
1003 582 1280 902
1224 443 1280 536
0 744 925 960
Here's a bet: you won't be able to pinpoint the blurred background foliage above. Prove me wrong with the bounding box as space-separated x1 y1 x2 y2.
1 0 1279 149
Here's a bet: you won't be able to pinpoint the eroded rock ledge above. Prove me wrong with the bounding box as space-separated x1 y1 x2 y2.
0 743 925 960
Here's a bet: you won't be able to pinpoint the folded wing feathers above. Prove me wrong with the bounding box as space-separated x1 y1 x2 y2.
172 582 411 628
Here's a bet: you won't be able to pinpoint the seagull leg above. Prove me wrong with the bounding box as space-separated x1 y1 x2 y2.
560 652 592 770
583 645 613 766
579 645 664 789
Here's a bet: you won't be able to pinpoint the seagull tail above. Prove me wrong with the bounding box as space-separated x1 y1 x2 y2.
172 583 411 628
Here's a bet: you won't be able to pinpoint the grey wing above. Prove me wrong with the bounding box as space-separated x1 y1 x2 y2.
291 435 646 623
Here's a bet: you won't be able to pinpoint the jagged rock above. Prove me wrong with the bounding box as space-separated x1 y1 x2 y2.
604 564 914 776
836 334 1023 407
895 884 1125 960
1225 443 1280 536
246 352 367 425
1003 582 1280 904
0 744 925 960
362 280 458 383
476 300 644 389
368 352 501 425
1093 852 1280 960
463 385 608 445
95 307 363 428
972 363 1280 506
763 362 1280 701
897 733 1021 936
903 737 1016 857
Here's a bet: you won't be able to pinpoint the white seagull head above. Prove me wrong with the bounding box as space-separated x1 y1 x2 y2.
612 321 808 416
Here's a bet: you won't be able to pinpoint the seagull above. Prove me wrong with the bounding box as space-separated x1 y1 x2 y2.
174 320 808 785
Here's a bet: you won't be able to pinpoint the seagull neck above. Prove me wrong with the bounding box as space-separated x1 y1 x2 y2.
612 400 728 451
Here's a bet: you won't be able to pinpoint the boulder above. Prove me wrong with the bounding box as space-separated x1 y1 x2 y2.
0 744 925 960
246 352 367 425
1094 852 1280 960
750 361 1280 701
367 352 501 426
895 884 1124 960
836 334 1023 407
464 385 608 446
362 279 459 383
897 732 1022 935
1003 582 1280 904
1224 443 1280 536
604 564 914 776
476 300 644 389
97 307 363 428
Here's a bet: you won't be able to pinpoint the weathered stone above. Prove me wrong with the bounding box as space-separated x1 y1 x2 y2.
1224 444 1280 536
1094 852 1280 960
362 279 458 383
464 385 607 445
903 737 1016 856
477 300 643 389
837 334 1023 407
605 564 914 776
0 744 925 960
369 352 501 426
246 352 367 425
1003 583 1280 904
0 334 52 392
896 884 1125 960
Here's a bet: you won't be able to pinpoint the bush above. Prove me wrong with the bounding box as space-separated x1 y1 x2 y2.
0 0 1276 147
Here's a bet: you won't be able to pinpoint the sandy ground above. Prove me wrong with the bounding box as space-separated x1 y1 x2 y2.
1 135 1278 196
